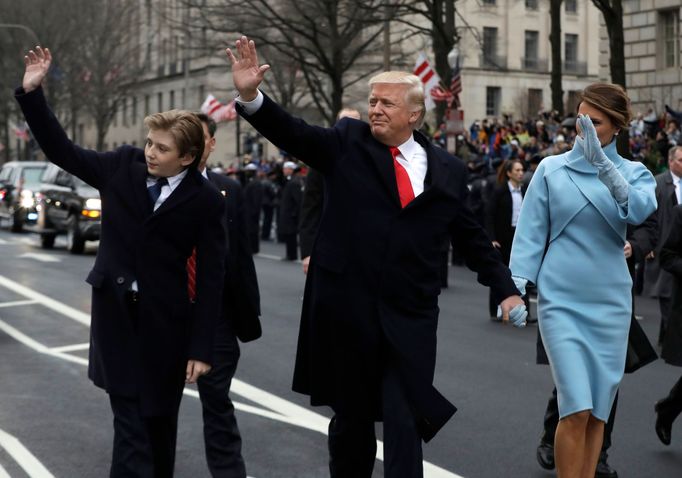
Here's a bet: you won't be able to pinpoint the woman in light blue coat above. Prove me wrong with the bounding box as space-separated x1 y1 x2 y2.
510 84 657 478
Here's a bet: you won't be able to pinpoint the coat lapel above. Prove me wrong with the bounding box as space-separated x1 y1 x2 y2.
367 139 401 208
130 159 152 217
404 132 449 210
150 168 203 219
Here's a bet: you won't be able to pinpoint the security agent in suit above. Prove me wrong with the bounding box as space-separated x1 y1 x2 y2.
194 113 262 477
227 37 526 477
18 47 226 477
535 213 658 477
279 161 304 260
648 146 682 344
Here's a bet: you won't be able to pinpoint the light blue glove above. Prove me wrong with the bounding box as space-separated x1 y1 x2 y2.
512 276 528 297
578 114 629 205
496 303 528 328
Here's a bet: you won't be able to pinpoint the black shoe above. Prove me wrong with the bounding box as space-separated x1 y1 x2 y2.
536 441 554 470
655 399 674 445
595 451 617 478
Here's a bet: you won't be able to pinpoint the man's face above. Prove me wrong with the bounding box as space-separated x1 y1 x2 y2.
368 83 419 146
670 150 682 177
144 129 193 178
198 122 216 171
283 167 294 176
508 162 524 184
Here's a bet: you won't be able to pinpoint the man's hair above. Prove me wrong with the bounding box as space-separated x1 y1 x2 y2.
144 110 205 168
669 145 682 160
368 71 426 129
577 83 632 131
194 112 217 137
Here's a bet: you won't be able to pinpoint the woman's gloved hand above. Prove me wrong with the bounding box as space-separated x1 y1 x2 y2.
577 114 629 205
496 304 528 328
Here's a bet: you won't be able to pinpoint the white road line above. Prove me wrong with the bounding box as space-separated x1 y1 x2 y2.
18 253 61 263
17 238 36 245
254 253 284 261
0 462 11 478
0 238 8 245
49 342 90 353
0 299 39 309
0 428 55 478
0 275 90 326
0 275 463 477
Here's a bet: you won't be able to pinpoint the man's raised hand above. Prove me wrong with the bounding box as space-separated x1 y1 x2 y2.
225 36 270 102
23 46 52 93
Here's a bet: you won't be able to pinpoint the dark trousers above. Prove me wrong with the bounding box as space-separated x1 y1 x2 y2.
282 233 298 260
248 229 260 255
659 296 672 345
109 393 183 478
261 206 274 240
197 320 245 477
328 366 423 478
540 387 618 451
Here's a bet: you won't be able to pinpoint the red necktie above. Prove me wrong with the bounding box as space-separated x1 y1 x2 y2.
187 248 197 302
389 146 415 208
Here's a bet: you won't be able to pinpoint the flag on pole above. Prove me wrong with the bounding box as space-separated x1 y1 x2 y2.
12 123 30 142
413 52 441 111
201 94 237 122
449 55 463 109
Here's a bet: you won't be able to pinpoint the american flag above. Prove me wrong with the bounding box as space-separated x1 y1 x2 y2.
449 55 462 109
200 94 237 122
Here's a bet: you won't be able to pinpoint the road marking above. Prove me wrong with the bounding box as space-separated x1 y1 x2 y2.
0 275 463 477
0 238 8 245
0 428 55 478
0 300 39 309
0 275 90 326
0 463 10 478
49 342 90 353
18 253 61 263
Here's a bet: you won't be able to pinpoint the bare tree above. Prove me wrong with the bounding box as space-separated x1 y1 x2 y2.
183 0 389 125
549 0 564 116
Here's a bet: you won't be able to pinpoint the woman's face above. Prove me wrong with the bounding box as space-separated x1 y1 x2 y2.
576 102 619 147
507 162 524 183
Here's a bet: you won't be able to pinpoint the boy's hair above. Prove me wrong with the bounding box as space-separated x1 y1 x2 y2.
194 112 217 138
144 110 205 167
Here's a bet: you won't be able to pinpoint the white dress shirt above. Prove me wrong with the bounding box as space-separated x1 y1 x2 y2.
508 180 523 227
146 168 188 211
236 90 428 197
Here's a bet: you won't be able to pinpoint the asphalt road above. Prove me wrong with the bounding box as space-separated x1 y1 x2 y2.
0 228 680 477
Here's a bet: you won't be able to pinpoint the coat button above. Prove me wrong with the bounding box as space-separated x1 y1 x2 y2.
116 277 125 285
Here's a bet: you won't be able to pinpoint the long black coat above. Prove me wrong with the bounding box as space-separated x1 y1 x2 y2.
660 205 682 366
299 167 324 258
485 182 526 263
278 174 304 235
17 87 226 415
647 171 678 298
238 94 517 441
207 171 262 342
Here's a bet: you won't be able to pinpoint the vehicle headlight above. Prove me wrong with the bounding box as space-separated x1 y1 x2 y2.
84 198 102 210
20 189 35 208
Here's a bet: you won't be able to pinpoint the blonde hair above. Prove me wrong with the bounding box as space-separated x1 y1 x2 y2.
144 110 205 167
368 71 426 129
577 83 632 131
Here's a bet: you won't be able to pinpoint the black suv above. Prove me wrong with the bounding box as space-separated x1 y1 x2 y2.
0 161 47 232
33 163 101 253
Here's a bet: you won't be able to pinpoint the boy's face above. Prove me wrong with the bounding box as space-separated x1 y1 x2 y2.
144 129 193 178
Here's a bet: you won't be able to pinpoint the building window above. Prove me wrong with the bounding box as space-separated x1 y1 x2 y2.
144 94 150 117
528 89 543 116
525 0 538 10
482 0 496 5
482 27 498 68
132 97 138 124
566 90 580 114
198 84 205 106
565 0 577 13
659 10 680 69
122 98 128 127
157 92 163 112
169 90 175 109
486 86 501 117
564 33 578 71
524 30 539 69
182 88 186 109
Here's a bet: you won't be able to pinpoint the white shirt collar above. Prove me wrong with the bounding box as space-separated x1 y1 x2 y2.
671 170 681 184
147 168 189 189
200 167 209 179
507 180 522 192
393 134 418 162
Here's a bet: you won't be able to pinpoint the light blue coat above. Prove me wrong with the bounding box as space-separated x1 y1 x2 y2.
510 139 657 420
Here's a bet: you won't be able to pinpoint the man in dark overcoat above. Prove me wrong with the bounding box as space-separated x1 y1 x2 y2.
227 37 525 477
17 47 226 476
278 161 303 261
194 113 262 477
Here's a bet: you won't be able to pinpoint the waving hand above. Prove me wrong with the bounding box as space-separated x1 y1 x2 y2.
225 36 270 102
23 46 52 93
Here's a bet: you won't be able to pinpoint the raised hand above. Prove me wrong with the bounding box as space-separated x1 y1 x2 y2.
225 36 270 102
23 46 52 93
578 114 610 170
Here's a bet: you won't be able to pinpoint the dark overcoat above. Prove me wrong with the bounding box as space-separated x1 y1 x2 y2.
299 167 324 259
278 174 304 235
17 87 226 416
661 205 682 366
485 182 526 263
207 171 262 342
646 171 678 298
239 94 517 441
